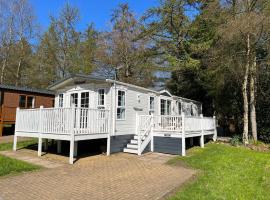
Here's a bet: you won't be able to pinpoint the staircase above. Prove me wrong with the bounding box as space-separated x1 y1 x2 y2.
123 114 153 155
123 135 146 154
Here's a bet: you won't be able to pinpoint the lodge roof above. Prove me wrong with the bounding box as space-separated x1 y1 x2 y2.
0 84 54 95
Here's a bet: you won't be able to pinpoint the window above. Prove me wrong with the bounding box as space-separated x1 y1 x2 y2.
160 99 172 115
19 95 35 108
149 97 155 115
178 101 182 115
27 96 35 108
58 94 63 107
97 89 105 109
167 100 171 115
117 90 125 119
81 92 89 108
19 95 26 108
70 93 78 107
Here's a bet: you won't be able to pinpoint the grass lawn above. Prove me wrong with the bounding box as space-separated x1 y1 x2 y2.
0 139 40 177
168 143 270 200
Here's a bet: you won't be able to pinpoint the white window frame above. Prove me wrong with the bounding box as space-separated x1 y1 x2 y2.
80 92 90 108
58 94 64 107
177 101 182 115
116 90 126 120
160 98 172 115
70 93 79 107
97 88 106 109
149 96 155 115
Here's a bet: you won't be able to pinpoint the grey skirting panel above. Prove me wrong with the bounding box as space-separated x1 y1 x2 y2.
110 134 134 153
153 136 182 155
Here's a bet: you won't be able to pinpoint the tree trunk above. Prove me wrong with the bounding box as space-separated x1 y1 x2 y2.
250 56 257 141
242 33 250 145
15 59 22 86
1 58 7 84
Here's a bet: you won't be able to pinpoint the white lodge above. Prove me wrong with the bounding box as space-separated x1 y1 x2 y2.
13 74 217 164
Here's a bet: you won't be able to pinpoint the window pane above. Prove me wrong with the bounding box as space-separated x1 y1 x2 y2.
70 93 78 107
161 99 166 115
150 97 154 110
27 96 34 108
98 89 105 106
81 92 89 108
59 94 63 107
167 100 171 115
19 95 26 108
178 102 181 115
118 91 125 106
117 108 125 119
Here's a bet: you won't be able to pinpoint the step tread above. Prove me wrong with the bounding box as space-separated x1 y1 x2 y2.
130 139 138 144
127 144 138 149
123 148 138 154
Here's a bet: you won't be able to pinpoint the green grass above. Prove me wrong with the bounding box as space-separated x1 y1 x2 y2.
0 139 40 177
168 143 270 200
0 155 40 177
0 139 37 151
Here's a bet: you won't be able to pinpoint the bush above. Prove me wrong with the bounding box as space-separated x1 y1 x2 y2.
258 128 270 143
230 135 242 146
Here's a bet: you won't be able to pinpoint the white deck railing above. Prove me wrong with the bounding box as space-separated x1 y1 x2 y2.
15 107 110 136
153 115 182 132
139 114 216 134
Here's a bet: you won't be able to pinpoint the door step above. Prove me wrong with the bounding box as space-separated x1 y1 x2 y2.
123 148 138 154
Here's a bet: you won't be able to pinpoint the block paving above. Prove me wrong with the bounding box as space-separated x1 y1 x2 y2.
0 152 195 200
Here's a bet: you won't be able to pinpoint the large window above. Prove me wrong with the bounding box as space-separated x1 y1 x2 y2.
117 90 125 120
97 89 105 109
70 93 78 107
81 92 89 108
160 99 171 115
19 95 35 108
58 94 63 107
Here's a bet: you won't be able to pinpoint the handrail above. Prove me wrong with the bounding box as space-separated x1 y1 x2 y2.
15 107 110 135
137 114 153 155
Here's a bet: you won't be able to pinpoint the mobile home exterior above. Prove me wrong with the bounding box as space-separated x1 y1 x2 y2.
13 74 216 164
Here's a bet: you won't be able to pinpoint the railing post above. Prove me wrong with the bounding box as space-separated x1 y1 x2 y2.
107 109 111 156
69 106 76 164
136 113 141 155
200 114 204 148
150 113 154 152
213 116 217 142
38 106 44 157
13 107 20 151
181 112 186 156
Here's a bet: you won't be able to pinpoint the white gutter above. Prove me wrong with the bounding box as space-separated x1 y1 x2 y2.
105 79 160 94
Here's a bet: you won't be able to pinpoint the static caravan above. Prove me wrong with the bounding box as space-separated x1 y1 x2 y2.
13 74 217 164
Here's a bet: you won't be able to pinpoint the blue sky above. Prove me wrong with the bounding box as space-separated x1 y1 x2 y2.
30 0 159 32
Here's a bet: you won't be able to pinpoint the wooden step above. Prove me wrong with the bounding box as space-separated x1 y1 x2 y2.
123 148 138 154
127 144 138 149
130 139 138 144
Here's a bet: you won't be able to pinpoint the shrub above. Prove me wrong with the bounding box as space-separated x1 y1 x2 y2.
230 135 242 146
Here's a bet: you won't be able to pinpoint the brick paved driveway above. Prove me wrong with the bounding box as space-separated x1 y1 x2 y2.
0 153 195 200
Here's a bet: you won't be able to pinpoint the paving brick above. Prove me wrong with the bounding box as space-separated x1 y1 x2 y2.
0 153 195 200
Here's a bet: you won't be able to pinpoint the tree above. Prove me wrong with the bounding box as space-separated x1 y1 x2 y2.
36 3 96 86
0 0 37 86
96 3 155 86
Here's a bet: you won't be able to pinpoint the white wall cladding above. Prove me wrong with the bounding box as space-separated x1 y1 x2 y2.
114 86 158 136
53 81 202 137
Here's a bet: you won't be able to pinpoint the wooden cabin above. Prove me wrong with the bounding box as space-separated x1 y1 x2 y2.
0 84 55 136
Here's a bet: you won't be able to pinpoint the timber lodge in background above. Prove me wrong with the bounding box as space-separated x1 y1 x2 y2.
0 84 54 136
